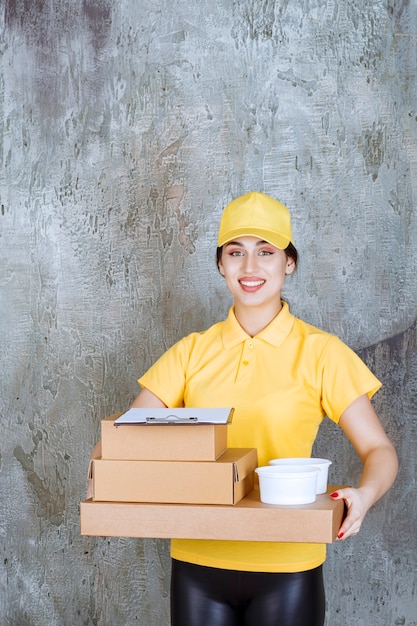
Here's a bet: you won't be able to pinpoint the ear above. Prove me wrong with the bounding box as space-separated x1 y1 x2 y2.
218 261 225 277
285 257 296 275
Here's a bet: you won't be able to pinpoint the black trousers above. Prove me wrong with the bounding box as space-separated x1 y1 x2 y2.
170 559 325 626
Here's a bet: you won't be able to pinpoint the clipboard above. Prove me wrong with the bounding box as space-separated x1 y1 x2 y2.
114 407 234 426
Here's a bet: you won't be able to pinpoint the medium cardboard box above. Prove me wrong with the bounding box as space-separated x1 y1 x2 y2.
91 448 257 505
80 487 345 543
101 411 231 461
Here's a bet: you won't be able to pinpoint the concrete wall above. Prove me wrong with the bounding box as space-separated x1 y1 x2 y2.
0 0 416 623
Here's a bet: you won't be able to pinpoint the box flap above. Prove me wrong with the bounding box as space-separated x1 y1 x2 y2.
215 448 258 482
114 407 234 426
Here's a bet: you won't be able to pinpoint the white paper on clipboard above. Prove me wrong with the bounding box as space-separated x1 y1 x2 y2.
114 407 234 426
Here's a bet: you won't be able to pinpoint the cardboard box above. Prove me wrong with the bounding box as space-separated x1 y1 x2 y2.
91 448 257 505
101 411 231 461
80 487 345 543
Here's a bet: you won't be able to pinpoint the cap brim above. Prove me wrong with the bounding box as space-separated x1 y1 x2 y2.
218 228 291 250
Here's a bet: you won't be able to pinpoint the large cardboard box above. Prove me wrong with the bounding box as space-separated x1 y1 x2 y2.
91 448 257 505
80 487 345 543
101 410 232 461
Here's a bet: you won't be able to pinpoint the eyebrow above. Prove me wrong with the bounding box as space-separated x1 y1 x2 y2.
224 239 270 247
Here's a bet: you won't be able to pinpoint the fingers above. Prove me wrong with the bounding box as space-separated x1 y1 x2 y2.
337 527 360 541
329 488 364 541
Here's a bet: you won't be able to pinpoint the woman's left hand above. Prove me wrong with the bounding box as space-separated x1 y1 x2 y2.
329 487 370 540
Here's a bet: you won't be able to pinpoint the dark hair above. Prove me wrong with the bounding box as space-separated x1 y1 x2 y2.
216 242 298 273
284 242 298 267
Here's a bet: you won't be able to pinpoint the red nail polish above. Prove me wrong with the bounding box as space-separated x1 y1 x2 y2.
330 492 339 498
338 532 344 539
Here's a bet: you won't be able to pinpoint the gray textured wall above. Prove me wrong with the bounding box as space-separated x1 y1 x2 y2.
0 1 416 624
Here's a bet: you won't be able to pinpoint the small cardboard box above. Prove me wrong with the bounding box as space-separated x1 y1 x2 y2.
91 448 257 505
80 487 345 543
101 409 233 461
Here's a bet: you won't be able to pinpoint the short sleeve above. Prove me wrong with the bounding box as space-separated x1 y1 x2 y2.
320 336 382 423
138 336 192 407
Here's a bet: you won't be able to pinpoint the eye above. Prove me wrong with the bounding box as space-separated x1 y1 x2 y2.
228 249 244 256
258 249 274 256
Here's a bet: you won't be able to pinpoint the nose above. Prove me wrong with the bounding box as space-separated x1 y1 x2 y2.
242 251 258 273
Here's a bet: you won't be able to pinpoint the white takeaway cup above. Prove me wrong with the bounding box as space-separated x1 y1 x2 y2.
268 458 332 494
255 465 320 505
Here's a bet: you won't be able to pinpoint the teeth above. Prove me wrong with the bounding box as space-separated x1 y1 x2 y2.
240 280 264 287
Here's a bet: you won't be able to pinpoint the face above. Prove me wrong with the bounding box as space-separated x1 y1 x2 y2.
218 236 295 313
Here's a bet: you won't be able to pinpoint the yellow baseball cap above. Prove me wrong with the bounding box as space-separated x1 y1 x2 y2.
217 191 294 250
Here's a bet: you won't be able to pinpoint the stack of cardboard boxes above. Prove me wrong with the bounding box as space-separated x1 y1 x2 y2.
89 408 257 505
80 409 345 543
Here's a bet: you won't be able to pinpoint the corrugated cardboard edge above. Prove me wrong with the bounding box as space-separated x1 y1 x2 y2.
80 486 346 543
231 448 257 502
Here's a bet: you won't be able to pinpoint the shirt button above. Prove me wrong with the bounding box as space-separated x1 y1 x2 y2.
248 342 254 349
242 360 249 366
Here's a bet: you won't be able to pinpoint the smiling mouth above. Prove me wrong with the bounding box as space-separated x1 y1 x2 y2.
239 280 265 287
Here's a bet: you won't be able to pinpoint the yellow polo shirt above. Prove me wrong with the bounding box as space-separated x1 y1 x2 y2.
138 302 381 572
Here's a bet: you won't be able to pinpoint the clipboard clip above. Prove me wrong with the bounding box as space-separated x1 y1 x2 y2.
145 414 199 424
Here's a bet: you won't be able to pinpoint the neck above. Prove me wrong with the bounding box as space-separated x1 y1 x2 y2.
234 300 283 337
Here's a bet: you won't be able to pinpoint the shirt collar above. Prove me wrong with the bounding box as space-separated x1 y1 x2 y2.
222 301 295 349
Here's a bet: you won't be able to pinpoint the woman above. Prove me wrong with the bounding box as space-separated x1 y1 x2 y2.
130 192 398 626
